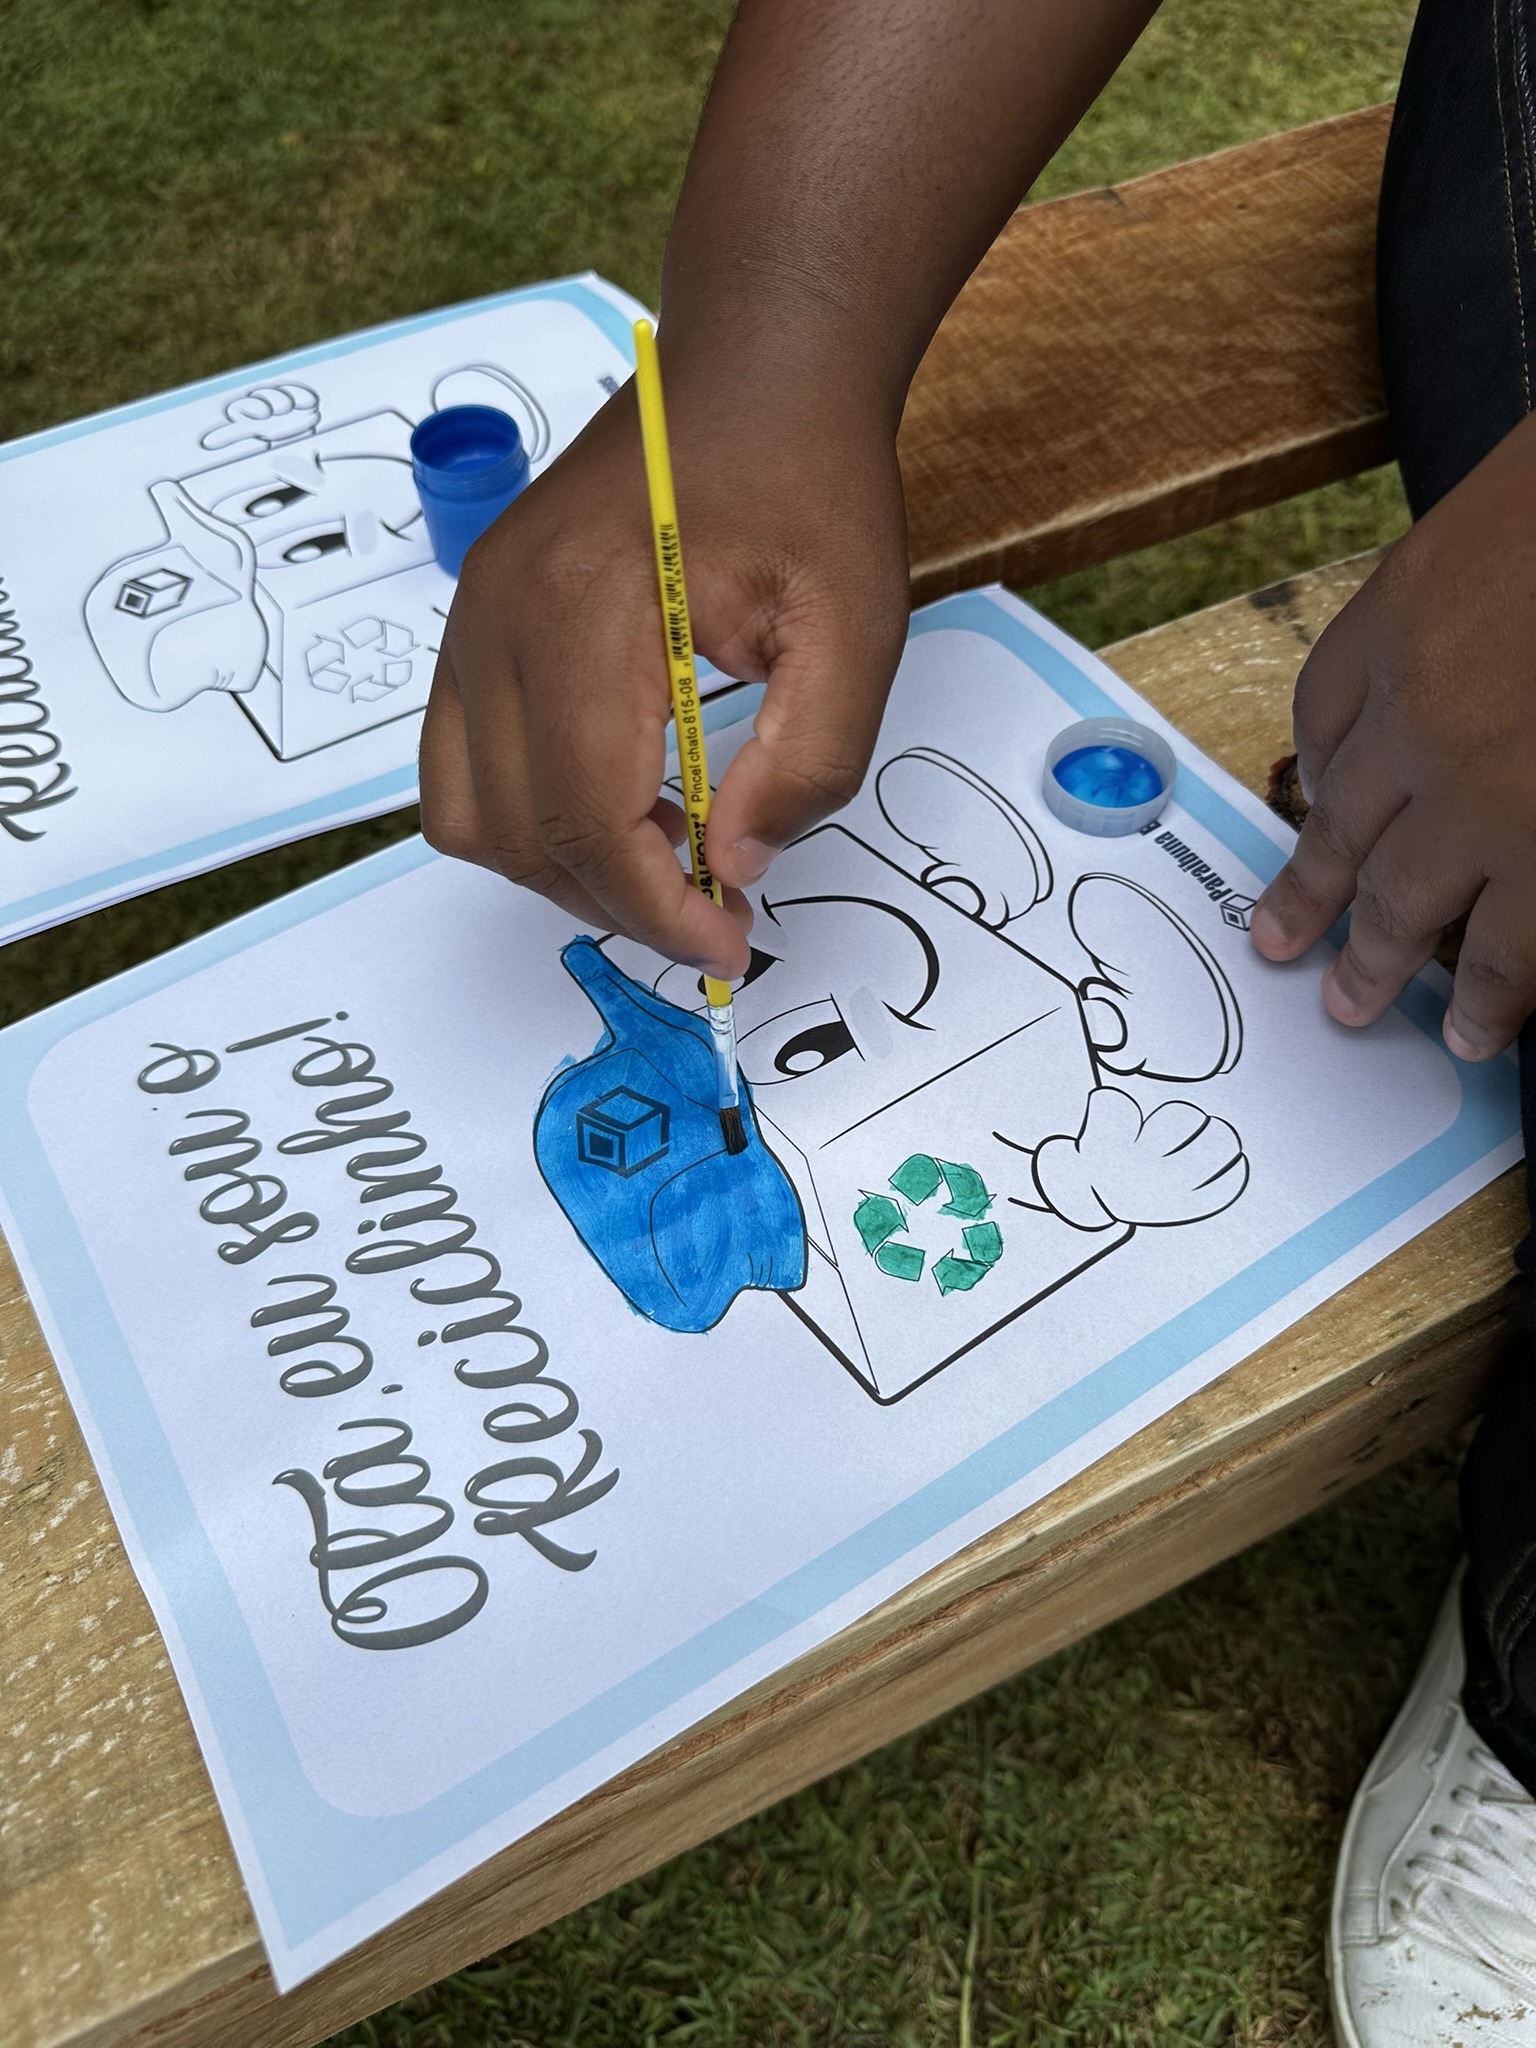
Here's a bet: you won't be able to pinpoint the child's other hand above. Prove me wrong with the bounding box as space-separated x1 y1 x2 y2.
1250 413 1536 1059
419 363 908 983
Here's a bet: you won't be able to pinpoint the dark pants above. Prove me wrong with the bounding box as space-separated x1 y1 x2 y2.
1378 0 1536 1790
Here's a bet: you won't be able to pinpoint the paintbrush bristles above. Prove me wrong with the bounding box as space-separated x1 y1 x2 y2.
719 1105 748 1156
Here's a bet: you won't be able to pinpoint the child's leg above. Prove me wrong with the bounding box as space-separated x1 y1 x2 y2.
1457 1036 1536 1788
1330 17 1536 2045
1379 0 1536 1791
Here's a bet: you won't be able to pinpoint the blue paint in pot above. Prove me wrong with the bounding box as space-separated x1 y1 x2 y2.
1051 744 1164 809
534 938 808 1332
1041 715 1176 836
410 404 531 576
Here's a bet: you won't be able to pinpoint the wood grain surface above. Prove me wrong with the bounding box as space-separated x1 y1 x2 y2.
4 547 1522 2048
900 105 1393 601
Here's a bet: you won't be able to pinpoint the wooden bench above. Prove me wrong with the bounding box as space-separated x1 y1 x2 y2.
2 101 1523 2048
903 102 1393 596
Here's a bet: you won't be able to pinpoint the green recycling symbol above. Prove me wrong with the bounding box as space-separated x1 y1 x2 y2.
853 1154 1003 1296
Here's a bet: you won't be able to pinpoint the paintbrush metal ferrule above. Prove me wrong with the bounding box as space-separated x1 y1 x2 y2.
707 1001 739 1110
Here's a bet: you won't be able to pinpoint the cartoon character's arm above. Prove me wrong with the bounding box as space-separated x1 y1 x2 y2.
1007 1085 1249 1230
83 482 273 712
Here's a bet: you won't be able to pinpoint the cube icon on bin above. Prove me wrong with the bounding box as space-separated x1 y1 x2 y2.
115 567 191 618
576 1086 671 1178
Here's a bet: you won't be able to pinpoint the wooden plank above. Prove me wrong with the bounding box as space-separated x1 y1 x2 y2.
901 105 1393 603
3 548 1522 2048
1106 549 1390 794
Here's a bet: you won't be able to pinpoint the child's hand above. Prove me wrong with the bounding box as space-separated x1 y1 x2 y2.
417 0 1171 980
1251 413 1536 1059
419 366 909 981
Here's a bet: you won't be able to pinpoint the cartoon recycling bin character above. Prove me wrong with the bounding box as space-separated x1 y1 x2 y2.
83 365 550 761
539 749 1248 1403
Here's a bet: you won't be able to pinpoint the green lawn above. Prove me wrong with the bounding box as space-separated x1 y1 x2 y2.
3 1 1449 2042
338 1445 1464 2048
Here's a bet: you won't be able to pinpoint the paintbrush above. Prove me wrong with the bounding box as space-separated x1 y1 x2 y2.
631 317 747 1156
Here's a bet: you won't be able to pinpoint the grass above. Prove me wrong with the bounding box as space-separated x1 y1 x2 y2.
0 0 1417 1031
2 0 1443 2040
333 1441 1466 2048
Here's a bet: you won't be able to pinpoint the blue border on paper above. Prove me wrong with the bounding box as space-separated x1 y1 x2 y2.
0 277 639 942
0 589 1520 1959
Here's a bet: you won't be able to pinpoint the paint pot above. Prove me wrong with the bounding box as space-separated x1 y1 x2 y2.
410 404 531 576
1042 717 1176 836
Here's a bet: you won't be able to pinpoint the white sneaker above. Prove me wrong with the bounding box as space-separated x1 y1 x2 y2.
1331 1568 1536 2045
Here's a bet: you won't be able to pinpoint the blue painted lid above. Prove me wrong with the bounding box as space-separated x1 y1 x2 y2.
1042 716 1177 837
410 404 529 502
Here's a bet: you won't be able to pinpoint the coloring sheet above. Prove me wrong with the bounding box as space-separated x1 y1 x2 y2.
0 587 1520 1987
0 274 738 949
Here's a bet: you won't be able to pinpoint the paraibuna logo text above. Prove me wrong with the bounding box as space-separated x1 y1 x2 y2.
0 578 77 842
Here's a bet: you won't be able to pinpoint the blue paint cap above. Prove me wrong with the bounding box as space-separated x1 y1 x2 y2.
1043 716 1176 836
410 404 531 577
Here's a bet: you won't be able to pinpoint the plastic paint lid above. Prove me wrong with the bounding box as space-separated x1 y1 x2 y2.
1042 717 1176 836
410 404 529 503
409 404 532 576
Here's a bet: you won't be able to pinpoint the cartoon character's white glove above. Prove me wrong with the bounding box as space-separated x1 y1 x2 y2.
200 382 320 452
874 748 1053 929
1029 1086 1248 1230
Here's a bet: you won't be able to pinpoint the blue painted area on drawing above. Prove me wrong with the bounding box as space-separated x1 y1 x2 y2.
534 938 807 1330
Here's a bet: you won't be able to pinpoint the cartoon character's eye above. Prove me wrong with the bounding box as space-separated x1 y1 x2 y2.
281 529 350 565
695 947 780 1001
739 946 781 989
773 1016 857 1076
244 483 312 518
738 998 860 1086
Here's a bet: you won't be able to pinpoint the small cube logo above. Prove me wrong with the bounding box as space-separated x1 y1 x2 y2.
115 567 191 618
1221 893 1257 931
576 1087 671 1177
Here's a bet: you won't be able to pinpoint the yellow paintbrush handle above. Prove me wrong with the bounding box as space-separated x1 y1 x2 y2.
632 319 733 1011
